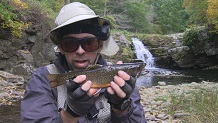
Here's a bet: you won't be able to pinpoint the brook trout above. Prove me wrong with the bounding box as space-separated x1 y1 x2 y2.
47 62 145 88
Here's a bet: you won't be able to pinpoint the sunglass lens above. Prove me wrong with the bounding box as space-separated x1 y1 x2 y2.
61 38 78 52
82 38 99 52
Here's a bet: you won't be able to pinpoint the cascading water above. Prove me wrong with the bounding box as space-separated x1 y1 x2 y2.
131 37 155 87
132 38 155 68
132 37 181 87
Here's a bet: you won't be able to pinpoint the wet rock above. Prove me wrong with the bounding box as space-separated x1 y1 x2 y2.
12 63 35 77
16 50 34 64
0 70 24 83
157 113 168 120
144 107 152 112
0 92 9 98
0 79 10 87
147 115 156 120
158 81 166 86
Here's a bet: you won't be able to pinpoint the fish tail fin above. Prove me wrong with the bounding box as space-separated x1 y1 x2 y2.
46 74 62 88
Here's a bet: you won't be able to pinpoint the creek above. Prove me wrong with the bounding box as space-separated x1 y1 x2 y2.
132 38 218 87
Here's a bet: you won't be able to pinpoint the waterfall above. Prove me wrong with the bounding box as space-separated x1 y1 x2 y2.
132 38 155 68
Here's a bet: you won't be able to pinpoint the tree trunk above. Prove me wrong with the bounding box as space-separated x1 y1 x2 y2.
104 1 107 16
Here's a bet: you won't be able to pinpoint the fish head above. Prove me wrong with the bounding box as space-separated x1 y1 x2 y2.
124 61 145 78
136 62 146 78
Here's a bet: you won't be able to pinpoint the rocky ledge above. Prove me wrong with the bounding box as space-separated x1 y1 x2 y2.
0 70 217 123
0 71 25 106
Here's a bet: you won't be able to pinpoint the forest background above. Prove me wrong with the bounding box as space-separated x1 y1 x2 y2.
0 0 217 39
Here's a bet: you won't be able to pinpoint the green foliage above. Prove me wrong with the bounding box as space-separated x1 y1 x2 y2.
207 0 218 33
183 0 208 25
149 0 188 34
182 27 200 46
0 1 30 38
1 0 216 39
32 0 65 19
169 88 218 122
71 0 152 33
121 1 150 33
103 15 119 29
70 0 108 15
122 47 134 62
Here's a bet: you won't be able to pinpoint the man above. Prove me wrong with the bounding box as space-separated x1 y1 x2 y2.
21 2 146 123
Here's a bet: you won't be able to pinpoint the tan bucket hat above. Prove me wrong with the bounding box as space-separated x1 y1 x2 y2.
49 2 119 56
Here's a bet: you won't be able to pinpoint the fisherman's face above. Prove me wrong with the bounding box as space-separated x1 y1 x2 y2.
60 33 103 70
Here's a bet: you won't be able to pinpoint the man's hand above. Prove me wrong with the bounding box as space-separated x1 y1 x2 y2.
105 61 136 114
64 75 97 117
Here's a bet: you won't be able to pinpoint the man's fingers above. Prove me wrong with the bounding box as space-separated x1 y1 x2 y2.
120 83 132 96
113 75 125 87
116 61 123 64
110 81 126 98
73 75 86 83
66 80 79 92
88 88 100 96
125 76 136 87
107 87 115 95
81 80 92 92
69 81 92 101
66 75 86 92
118 71 130 81
70 87 86 98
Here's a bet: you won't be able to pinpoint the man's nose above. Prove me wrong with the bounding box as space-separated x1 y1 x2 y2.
76 45 85 54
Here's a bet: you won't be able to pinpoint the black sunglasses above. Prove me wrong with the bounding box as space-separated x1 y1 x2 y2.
60 37 101 52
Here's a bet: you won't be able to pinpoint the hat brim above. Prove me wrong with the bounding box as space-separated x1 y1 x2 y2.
51 15 97 33
101 36 119 56
49 15 110 45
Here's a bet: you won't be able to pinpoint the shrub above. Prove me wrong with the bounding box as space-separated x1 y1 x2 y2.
0 0 31 38
182 27 200 46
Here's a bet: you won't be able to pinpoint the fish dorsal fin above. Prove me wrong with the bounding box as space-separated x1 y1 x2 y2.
86 64 103 70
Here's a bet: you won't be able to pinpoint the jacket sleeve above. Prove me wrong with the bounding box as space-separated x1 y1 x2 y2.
21 67 63 123
111 86 147 123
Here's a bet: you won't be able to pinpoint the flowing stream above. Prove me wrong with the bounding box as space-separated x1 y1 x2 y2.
132 38 218 87
132 38 155 68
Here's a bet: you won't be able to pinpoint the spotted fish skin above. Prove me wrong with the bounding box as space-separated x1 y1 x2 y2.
47 62 145 88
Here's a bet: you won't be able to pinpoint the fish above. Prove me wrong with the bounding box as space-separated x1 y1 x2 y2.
47 61 145 88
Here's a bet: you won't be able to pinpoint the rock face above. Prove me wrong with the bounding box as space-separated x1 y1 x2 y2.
0 10 54 78
140 28 218 69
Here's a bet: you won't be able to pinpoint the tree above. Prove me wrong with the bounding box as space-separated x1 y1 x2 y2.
149 0 188 34
207 0 218 33
183 0 208 25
